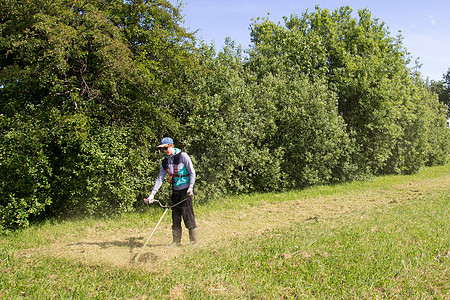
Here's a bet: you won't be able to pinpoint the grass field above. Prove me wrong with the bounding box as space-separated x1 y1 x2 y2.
1 164 449 299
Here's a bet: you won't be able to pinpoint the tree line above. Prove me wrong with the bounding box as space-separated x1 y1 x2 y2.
1 0 448 232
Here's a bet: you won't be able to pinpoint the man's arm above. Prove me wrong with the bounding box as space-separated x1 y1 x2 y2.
183 153 195 188
144 166 167 204
151 167 167 195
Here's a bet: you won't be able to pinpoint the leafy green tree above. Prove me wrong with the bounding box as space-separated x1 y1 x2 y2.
0 0 203 231
430 68 450 116
247 6 448 178
246 12 357 187
185 40 284 198
257 74 356 187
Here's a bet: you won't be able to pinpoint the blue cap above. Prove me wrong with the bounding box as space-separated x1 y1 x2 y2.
157 137 174 147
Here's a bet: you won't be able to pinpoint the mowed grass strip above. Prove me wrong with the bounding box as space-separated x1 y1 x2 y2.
0 164 449 299
174 192 449 299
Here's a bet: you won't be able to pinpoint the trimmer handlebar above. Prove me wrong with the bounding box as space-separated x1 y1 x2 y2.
151 197 188 208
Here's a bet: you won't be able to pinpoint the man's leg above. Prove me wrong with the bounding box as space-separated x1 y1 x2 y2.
171 193 183 246
182 196 198 245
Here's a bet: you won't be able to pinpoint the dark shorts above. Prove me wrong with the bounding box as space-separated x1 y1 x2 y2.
171 188 197 230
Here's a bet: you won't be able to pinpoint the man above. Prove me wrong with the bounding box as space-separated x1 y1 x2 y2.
144 137 198 246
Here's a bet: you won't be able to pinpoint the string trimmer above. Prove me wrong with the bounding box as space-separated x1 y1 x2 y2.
131 198 188 263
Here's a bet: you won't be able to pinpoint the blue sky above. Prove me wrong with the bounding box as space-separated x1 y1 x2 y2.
178 0 450 81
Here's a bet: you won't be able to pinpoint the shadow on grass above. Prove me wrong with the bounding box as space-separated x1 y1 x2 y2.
67 236 170 265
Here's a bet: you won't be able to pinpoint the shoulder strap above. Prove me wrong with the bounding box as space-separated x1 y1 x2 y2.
162 157 169 171
173 151 182 165
161 151 183 172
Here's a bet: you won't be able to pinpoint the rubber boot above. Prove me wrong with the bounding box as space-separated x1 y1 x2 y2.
189 227 198 246
171 228 182 247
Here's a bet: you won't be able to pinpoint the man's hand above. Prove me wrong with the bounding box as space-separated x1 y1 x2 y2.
187 187 194 196
144 194 156 204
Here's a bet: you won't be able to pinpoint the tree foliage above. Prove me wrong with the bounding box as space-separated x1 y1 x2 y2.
0 0 203 231
1 3 448 232
247 6 448 176
430 68 450 116
185 41 284 198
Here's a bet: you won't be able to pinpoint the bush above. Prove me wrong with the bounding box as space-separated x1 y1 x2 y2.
47 121 158 217
186 43 284 199
0 114 52 232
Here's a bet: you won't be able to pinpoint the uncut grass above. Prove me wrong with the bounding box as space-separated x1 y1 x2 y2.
172 193 449 299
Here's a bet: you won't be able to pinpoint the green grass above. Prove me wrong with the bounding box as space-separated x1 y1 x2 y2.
1 164 449 299
182 193 449 299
